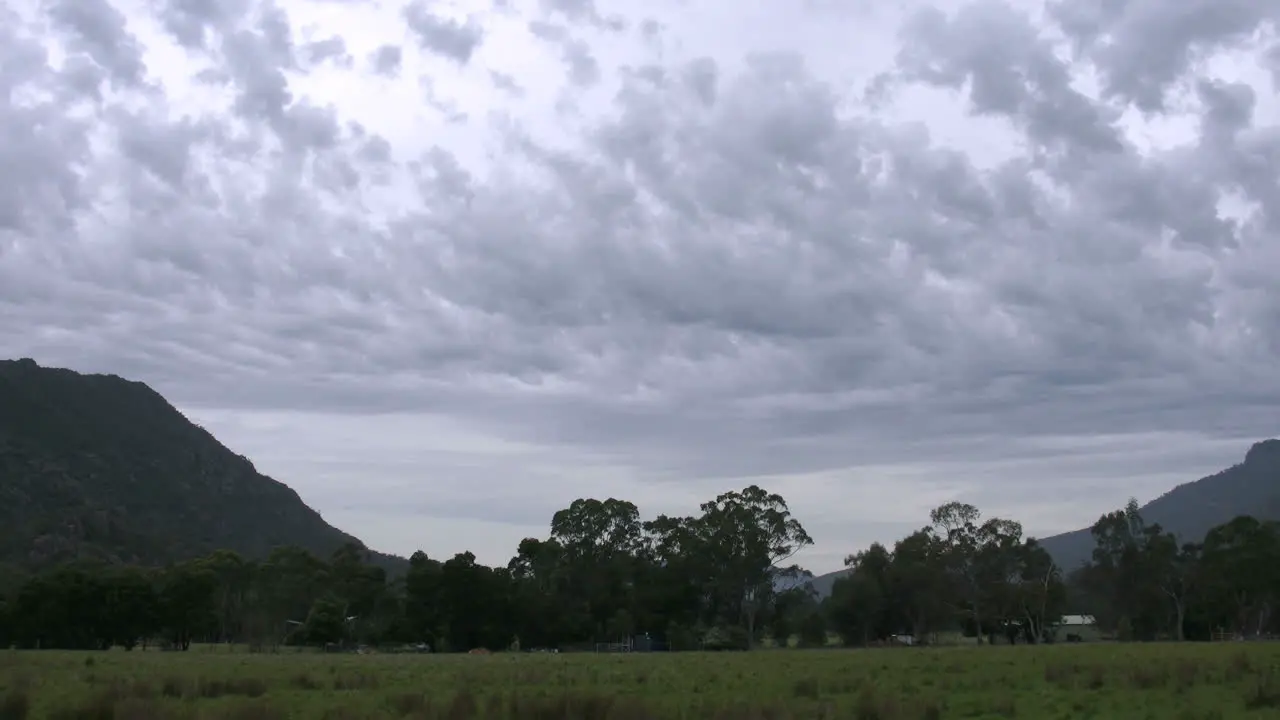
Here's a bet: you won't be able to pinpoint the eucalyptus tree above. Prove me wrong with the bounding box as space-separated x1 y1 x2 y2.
694 485 813 646
928 502 1024 642
1198 516 1280 638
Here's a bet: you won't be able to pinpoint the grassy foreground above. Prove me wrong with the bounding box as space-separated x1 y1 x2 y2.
1 643 1279 719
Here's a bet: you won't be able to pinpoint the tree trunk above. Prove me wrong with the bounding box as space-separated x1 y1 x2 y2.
969 578 983 644
1235 591 1251 638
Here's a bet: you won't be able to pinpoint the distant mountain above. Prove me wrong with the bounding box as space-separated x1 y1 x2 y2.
808 439 1280 599
0 358 405 576
1038 439 1280 570
806 568 849 599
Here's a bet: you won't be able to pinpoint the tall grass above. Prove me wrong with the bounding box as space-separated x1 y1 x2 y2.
2 643 1278 719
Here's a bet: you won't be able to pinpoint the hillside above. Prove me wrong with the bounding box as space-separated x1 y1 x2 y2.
0 358 405 575
806 569 849 599
808 439 1280 598
1038 439 1280 570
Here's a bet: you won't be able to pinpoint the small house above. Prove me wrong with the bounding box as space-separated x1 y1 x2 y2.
1059 614 1100 642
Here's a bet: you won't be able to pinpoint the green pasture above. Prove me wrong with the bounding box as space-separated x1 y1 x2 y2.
1 642 1278 719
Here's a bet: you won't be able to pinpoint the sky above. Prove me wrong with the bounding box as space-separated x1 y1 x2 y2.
3 0 1279 574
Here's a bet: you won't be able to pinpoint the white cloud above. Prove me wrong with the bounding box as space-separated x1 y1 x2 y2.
3 0 1279 571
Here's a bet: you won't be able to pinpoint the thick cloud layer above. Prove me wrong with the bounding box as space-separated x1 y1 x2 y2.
3 0 1278 571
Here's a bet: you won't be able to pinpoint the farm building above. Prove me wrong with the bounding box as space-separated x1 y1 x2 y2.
1059 614 1102 642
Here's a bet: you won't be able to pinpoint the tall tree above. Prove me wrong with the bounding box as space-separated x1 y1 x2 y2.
1010 539 1065 643
507 538 569 647
890 530 949 642
159 560 217 650
202 550 250 644
928 502 1023 642
826 544 891 645
642 514 709 641
696 486 813 647
1199 516 1279 638
103 565 160 649
550 498 646 641
403 551 444 647
329 543 388 641
1086 499 1167 640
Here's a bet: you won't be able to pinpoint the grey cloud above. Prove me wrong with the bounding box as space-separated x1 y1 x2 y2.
529 21 599 87
403 2 485 65
1267 40 1280 86
560 38 600 87
489 71 523 96
44 0 147 89
300 36 353 69
537 0 624 31
110 109 212 191
1196 79 1255 141
1048 0 1280 112
0 23 93 235
352 130 393 167
637 18 662 44
278 101 343 151
896 1 1124 158
5 0 1280 562
155 0 251 49
419 78 468 124
255 1 295 63
528 20 568 43
368 44 402 76
539 0 595 23
681 58 718 106
55 55 108 105
150 0 305 156
220 28 294 124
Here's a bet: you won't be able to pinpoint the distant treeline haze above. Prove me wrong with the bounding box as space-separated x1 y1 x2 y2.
2 486 1277 651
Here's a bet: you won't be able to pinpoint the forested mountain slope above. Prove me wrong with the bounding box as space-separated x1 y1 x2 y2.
1038 439 1280 569
0 358 404 576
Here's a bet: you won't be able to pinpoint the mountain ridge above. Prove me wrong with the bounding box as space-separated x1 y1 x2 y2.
0 358 405 575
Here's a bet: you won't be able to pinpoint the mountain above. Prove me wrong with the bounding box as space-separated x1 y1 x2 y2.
0 358 405 576
805 569 849 599
1038 439 1280 570
807 439 1280 598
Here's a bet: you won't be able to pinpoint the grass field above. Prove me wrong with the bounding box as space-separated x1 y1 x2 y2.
2 643 1279 719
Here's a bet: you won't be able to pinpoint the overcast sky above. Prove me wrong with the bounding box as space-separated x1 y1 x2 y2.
4 0 1279 573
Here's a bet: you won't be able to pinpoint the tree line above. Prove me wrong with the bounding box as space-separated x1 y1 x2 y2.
1 486 1276 652
827 499 1280 645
